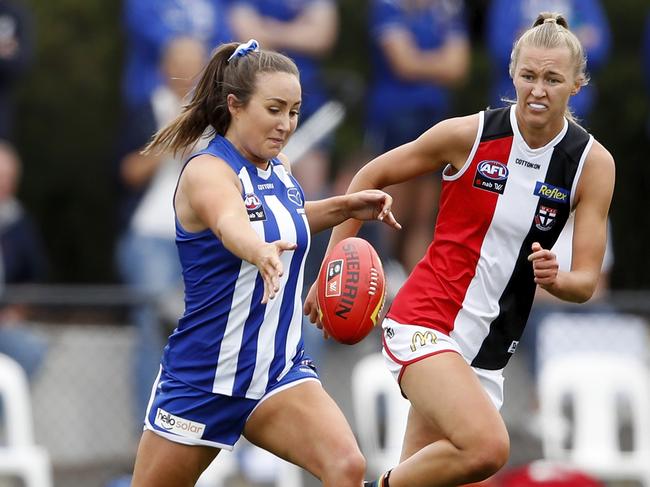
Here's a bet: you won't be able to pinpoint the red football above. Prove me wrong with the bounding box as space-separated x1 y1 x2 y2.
317 237 386 345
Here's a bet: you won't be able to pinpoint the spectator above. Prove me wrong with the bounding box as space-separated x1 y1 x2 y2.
0 0 34 140
115 37 208 422
0 140 48 379
485 0 611 122
121 0 231 111
365 0 470 273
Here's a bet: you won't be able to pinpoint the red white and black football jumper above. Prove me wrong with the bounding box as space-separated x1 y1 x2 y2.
387 106 593 371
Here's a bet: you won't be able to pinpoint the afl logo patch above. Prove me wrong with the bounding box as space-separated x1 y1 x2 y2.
244 193 266 222
287 187 303 206
473 160 508 194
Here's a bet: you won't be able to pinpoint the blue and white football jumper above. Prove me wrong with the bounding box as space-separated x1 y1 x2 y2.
162 135 311 399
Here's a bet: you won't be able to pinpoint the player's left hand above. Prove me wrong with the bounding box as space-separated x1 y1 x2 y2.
528 241 559 288
345 190 401 230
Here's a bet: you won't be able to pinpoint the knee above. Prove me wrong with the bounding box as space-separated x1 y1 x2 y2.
321 446 366 485
338 447 366 481
464 434 510 481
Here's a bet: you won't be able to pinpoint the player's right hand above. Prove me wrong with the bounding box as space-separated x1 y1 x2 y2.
252 240 297 304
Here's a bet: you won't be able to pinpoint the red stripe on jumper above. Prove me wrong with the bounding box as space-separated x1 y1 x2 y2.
388 136 514 333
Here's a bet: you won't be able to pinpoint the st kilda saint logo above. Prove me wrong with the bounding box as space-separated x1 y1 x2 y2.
535 205 557 231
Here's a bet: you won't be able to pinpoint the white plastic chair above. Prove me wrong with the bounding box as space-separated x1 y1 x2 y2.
0 353 53 487
538 353 650 486
536 312 649 372
351 353 410 477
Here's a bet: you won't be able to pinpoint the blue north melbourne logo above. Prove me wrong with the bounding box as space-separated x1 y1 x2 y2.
473 160 509 194
534 181 569 203
287 187 303 206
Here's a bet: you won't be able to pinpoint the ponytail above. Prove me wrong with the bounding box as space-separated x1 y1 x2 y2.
143 43 238 156
532 12 569 30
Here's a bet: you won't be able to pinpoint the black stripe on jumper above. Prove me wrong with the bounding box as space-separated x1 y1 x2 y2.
481 107 513 142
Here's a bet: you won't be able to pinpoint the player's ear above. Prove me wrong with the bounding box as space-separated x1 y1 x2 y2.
570 78 582 96
227 94 242 116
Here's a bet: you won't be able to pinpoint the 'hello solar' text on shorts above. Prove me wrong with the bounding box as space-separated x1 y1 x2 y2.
144 358 320 449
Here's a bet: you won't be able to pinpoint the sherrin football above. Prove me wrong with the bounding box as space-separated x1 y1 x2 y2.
317 237 386 345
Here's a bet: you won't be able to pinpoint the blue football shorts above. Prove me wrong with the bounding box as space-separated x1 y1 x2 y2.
143 359 320 450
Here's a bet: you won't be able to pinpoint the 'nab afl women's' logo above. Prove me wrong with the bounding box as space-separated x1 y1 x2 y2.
473 160 509 194
287 187 303 206
244 193 266 222
325 259 343 297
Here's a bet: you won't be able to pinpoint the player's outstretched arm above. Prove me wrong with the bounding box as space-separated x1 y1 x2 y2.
180 154 297 303
304 189 400 235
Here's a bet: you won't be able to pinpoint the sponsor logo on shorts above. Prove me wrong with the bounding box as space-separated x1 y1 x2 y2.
385 327 395 339
325 259 343 297
508 341 519 354
244 193 266 222
155 408 205 439
533 182 569 203
287 187 303 206
410 331 437 352
473 160 508 194
535 205 557 231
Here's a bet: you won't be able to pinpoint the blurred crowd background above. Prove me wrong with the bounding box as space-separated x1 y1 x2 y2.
1 0 650 486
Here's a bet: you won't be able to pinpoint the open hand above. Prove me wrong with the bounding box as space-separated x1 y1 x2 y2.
253 240 297 303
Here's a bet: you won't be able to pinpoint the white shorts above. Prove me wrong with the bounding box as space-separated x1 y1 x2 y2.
381 317 504 410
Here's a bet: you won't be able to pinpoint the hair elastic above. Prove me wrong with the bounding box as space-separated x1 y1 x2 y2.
227 39 260 62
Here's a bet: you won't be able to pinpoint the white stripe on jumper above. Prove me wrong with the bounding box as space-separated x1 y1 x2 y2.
450 141 554 360
212 168 265 395
245 195 299 397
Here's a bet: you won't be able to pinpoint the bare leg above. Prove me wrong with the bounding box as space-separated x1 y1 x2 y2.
399 405 444 463
132 430 219 487
389 353 510 487
244 380 366 487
